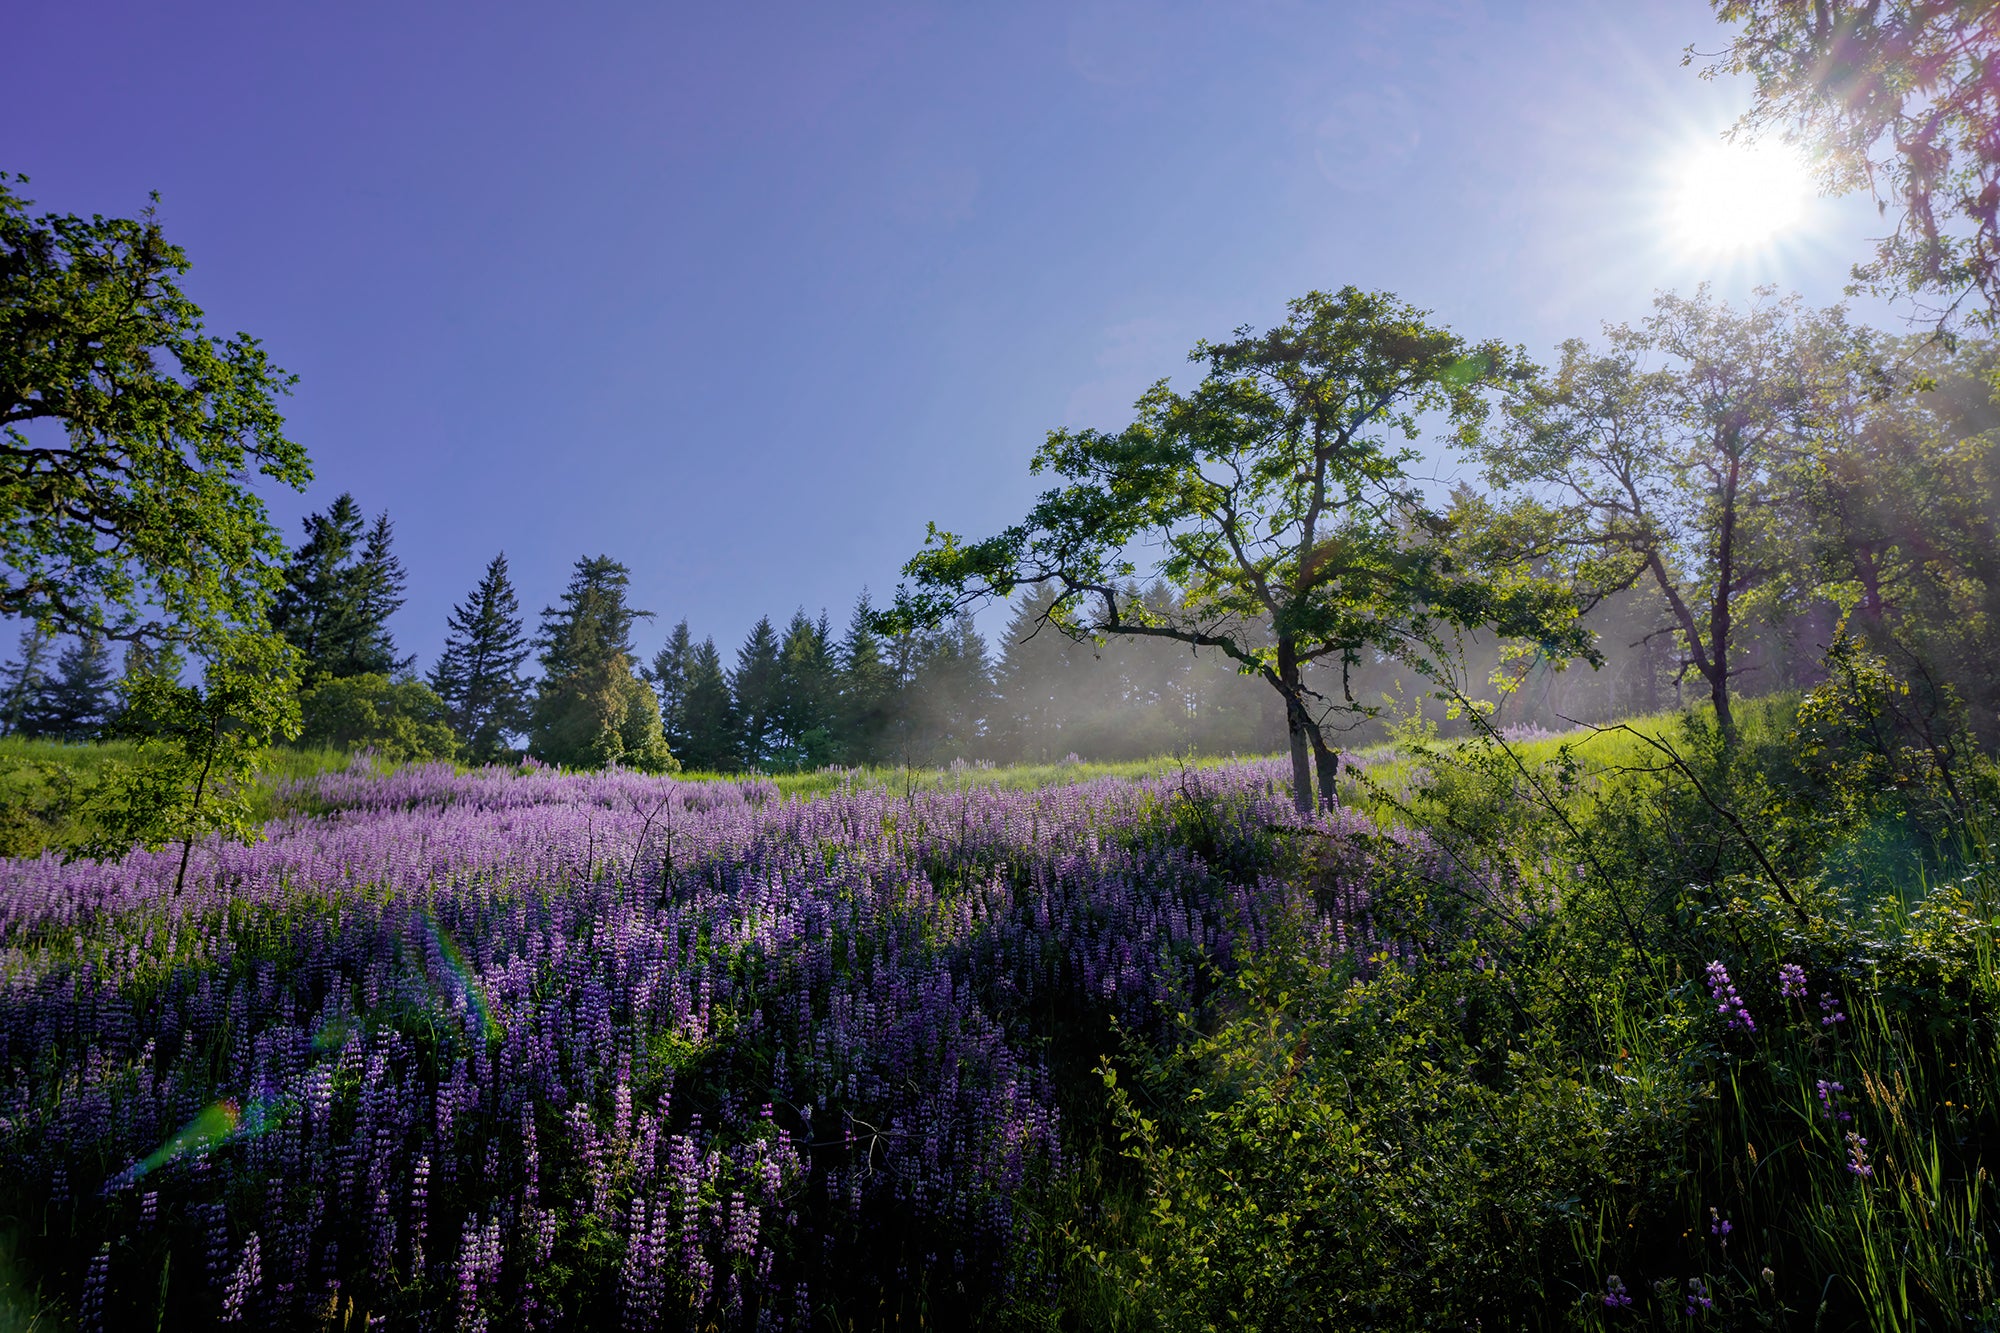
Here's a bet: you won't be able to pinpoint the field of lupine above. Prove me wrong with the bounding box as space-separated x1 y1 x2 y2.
0 758 1418 1329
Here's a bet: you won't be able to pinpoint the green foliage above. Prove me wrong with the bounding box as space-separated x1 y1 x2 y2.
270 493 411 683
1796 335 2000 745
530 555 676 772
298 672 458 763
895 286 1592 814
0 174 310 644
773 609 839 769
677 633 737 771
1703 1 2000 328
833 594 895 765
1053 678 2000 1331
730 615 783 767
74 634 303 881
1487 287 1880 737
428 551 531 763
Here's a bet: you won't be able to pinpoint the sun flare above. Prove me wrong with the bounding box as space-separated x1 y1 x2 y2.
1667 139 1817 256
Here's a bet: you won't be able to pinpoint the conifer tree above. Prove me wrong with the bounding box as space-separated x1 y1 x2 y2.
271 494 411 682
350 512 413 677
650 620 696 758
39 632 116 741
679 636 736 771
834 595 894 764
271 494 364 680
530 555 674 771
774 609 838 769
730 616 783 769
428 552 531 764
0 625 54 736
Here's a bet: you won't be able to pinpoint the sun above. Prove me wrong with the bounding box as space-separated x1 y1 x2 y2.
1667 139 1817 257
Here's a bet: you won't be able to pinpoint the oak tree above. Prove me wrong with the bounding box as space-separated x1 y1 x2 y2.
895 287 1589 815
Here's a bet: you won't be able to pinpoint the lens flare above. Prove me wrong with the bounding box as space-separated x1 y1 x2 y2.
109 1099 241 1190
427 912 502 1043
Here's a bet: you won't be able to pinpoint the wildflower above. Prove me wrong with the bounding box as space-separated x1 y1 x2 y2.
1819 992 1847 1027
1602 1274 1633 1308
221 1232 262 1323
1815 1080 1851 1124
1778 963 1806 999
1709 1207 1731 1249
1685 1276 1713 1315
1706 961 1755 1033
1846 1132 1874 1179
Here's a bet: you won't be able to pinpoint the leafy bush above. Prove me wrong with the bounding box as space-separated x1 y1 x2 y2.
298 672 459 762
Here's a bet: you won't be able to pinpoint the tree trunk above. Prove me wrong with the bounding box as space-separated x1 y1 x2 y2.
1710 452 1739 741
1278 643 1312 816
1308 724 1341 813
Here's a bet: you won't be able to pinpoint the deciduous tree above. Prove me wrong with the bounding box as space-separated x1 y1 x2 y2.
1702 1 2000 327
0 176 310 646
896 287 1589 814
1488 287 1875 738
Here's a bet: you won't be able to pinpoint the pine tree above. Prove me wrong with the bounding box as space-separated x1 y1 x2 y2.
38 632 116 740
0 625 54 736
650 620 696 758
272 494 364 681
991 583 1097 763
773 609 837 769
730 616 783 770
428 552 531 764
834 594 897 765
679 636 736 771
530 555 674 771
271 495 411 682
349 512 413 677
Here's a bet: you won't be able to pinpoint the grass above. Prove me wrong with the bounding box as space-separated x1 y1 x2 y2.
0 736 354 859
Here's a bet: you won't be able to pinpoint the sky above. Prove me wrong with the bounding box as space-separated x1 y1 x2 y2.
8 0 1890 670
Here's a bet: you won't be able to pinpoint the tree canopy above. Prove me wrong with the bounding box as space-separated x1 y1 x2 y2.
271 494 412 683
1703 1 2000 327
895 286 1593 814
0 176 310 648
1487 287 1878 737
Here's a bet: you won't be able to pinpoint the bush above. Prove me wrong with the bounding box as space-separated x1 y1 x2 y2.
298 673 460 763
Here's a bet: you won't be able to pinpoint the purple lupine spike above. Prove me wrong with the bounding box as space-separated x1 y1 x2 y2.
1705 961 1755 1033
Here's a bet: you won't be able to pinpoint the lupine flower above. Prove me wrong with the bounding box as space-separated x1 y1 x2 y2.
1684 1277 1713 1315
1709 1207 1731 1249
221 1232 262 1323
1820 992 1848 1027
1602 1274 1633 1308
1816 1080 1852 1123
0 757 1430 1328
1706 961 1755 1033
1846 1132 1874 1178
1778 963 1806 999
80 1243 110 1333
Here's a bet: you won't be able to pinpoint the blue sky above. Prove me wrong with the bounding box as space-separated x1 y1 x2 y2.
10 0 1886 668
